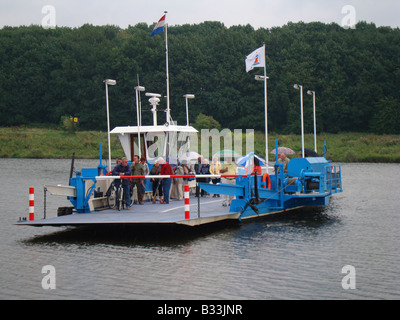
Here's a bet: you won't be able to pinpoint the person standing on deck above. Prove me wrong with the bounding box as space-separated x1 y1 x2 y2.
130 155 145 205
171 161 184 201
220 157 237 207
210 157 221 198
194 156 203 197
159 158 173 204
278 152 290 173
150 160 163 202
111 157 132 210
140 156 149 198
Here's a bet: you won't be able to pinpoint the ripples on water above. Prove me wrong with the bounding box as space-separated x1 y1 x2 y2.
0 159 399 300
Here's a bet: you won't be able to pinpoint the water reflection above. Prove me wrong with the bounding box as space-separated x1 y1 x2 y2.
22 206 337 248
22 222 241 247
3 160 400 299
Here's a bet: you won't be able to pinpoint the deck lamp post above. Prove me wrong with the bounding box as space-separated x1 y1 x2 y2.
135 86 146 158
183 94 195 126
255 75 269 170
104 79 116 171
307 90 317 153
294 84 305 158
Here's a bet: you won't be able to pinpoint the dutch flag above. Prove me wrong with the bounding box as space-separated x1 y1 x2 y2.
150 14 166 36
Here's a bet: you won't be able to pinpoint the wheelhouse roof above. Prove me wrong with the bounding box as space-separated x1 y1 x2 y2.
110 125 198 135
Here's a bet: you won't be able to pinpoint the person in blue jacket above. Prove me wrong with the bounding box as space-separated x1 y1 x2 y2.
111 157 132 209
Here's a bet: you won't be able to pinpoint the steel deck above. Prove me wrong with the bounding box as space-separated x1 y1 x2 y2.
16 196 241 227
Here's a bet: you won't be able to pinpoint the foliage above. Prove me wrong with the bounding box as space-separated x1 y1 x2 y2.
370 97 400 134
0 126 124 159
193 113 221 131
60 115 78 135
1 126 399 162
0 22 399 134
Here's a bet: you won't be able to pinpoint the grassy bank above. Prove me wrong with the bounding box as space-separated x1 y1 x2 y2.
1 126 400 162
0 126 125 159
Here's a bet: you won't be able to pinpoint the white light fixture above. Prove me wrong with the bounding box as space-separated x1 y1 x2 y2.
183 94 195 126
255 75 269 81
145 93 162 98
105 79 116 86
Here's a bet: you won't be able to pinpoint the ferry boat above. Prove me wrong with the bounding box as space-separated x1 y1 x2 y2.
16 16 342 229
16 95 342 228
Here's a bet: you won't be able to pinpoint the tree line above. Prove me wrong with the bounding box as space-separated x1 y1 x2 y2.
0 21 399 134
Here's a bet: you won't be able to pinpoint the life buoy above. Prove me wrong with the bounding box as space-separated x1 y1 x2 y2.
262 173 271 189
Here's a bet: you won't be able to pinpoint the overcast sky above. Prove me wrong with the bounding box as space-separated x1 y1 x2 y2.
1 0 399 29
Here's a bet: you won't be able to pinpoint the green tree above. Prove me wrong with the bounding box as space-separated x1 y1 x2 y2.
0 22 399 134
193 113 221 131
370 97 400 134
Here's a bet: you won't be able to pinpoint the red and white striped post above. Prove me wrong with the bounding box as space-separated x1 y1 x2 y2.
29 187 34 221
184 185 190 220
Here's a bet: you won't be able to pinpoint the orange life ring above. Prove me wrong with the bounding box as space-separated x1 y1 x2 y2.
262 173 271 189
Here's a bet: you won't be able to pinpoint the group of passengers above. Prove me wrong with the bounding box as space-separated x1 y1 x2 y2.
110 155 148 210
110 150 293 210
110 154 239 209
186 155 238 207
110 155 176 209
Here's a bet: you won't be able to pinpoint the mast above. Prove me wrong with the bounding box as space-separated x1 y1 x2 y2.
164 11 171 124
263 43 269 170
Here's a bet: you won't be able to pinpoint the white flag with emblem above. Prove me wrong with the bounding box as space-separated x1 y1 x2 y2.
245 46 265 72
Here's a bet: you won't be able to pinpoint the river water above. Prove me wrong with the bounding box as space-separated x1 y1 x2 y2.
0 159 399 300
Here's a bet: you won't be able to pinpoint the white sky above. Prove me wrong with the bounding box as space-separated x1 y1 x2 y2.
1 0 399 29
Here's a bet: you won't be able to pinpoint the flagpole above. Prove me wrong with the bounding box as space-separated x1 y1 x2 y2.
263 43 269 172
164 11 170 124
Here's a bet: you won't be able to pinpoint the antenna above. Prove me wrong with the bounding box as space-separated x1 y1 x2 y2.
146 93 162 126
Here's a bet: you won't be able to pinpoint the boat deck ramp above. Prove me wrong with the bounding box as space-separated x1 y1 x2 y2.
16 196 241 228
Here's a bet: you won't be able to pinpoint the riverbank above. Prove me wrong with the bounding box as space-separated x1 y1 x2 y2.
1 126 400 162
0 127 124 159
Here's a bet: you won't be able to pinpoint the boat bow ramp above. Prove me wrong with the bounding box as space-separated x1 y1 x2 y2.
16 197 241 228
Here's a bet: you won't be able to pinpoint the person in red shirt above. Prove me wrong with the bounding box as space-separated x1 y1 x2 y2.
158 158 173 204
